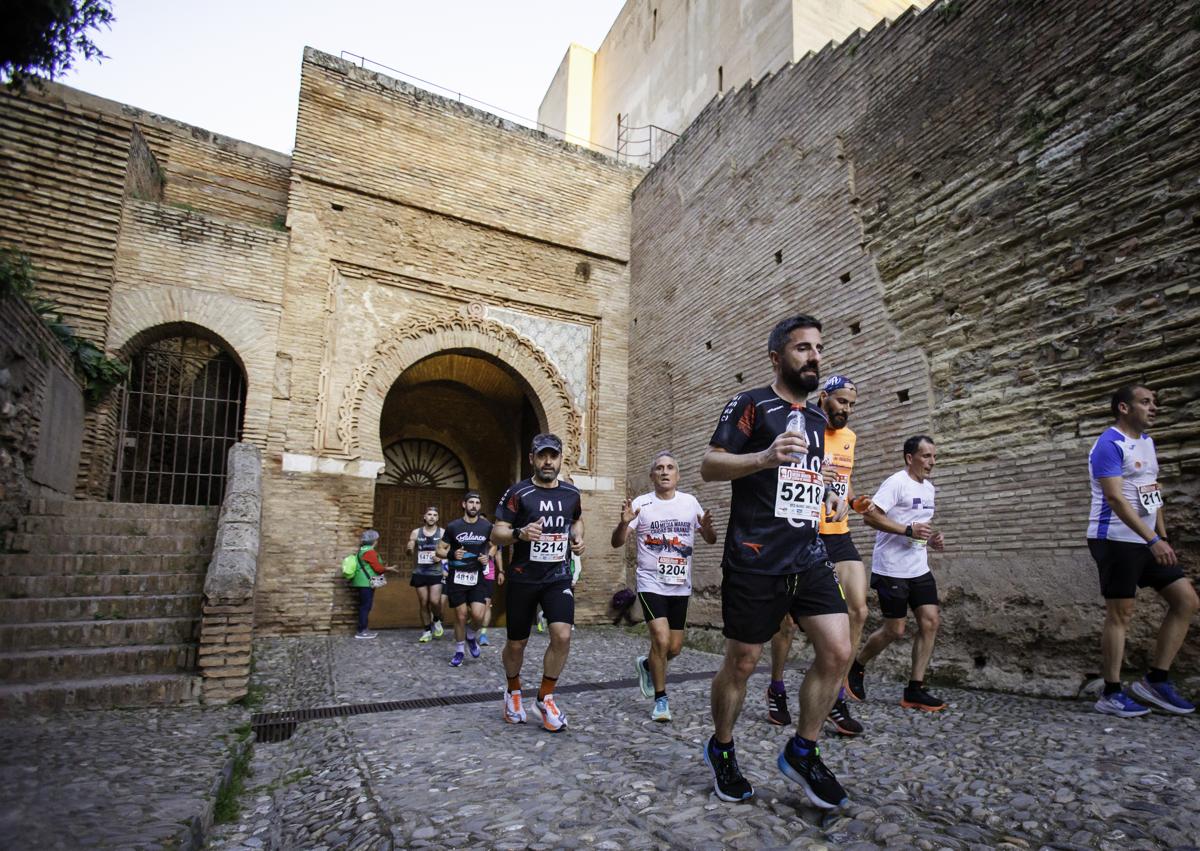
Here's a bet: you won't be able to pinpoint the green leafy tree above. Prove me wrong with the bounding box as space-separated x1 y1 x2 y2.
1 0 114 89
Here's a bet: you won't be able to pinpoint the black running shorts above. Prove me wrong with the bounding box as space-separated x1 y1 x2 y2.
445 578 488 608
722 565 847 645
410 573 443 588
871 572 939 619
505 579 574 640
638 591 689 630
1088 539 1185 599
820 532 862 564
480 577 495 601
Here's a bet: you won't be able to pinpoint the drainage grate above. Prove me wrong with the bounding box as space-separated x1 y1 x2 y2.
251 669 725 743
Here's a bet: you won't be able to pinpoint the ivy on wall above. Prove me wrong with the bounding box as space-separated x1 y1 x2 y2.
0 248 128 406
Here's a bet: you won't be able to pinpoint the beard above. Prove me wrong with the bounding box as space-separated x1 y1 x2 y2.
466 508 479 518
780 360 820 397
534 465 559 484
829 412 848 429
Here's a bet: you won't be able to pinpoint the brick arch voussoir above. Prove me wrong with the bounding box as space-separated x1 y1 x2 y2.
339 316 581 466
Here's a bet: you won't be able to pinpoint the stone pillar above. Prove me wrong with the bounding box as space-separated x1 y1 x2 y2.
199 442 262 704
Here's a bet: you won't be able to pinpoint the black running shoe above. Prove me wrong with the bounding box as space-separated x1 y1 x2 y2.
777 742 848 809
827 698 864 736
704 736 754 802
767 686 792 726
900 686 947 712
845 663 865 702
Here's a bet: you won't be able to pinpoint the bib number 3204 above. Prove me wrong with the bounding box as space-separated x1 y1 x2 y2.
531 533 569 563
656 555 688 585
775 467 823 524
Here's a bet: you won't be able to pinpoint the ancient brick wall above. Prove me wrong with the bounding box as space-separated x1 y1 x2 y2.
630 0 1200 691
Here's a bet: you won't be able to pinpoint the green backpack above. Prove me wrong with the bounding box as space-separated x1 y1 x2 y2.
340 552 360 580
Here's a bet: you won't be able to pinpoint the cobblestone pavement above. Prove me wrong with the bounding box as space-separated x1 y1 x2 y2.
0 704 247 849
210 627 1200 850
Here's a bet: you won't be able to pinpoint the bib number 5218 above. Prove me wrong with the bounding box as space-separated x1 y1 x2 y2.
775 467 823 523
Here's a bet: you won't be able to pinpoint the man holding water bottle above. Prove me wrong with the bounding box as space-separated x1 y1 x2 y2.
700 315 852 810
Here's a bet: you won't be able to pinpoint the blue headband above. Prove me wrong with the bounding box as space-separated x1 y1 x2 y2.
823 375 855 393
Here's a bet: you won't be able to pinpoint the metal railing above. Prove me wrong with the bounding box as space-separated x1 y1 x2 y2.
616 116 680 166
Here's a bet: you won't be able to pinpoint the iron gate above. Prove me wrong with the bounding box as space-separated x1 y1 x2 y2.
111 336 245 505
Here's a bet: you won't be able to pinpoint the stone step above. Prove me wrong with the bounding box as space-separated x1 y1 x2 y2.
15 515 218 537
0 673 202 714
0 593 203 624
0 572 205 598
0 617 199 652
0 553 209 577
4 532 214 556
0 643 198 682
26 499 220 521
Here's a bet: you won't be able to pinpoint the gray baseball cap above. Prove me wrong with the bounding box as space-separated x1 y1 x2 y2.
530 433 562 454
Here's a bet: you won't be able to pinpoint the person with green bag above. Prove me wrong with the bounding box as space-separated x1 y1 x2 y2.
347 530 396 639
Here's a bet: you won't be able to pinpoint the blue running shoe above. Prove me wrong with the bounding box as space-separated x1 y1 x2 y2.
651 696 672 722
636 655 653 699
467 636 480 658
478 631 490 646
1094 690 1150 717
1130 679 1195 715
777 739 848 810
703 736 753 802
449 651 465 667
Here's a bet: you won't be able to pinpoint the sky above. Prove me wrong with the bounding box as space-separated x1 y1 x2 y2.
60 0 627 154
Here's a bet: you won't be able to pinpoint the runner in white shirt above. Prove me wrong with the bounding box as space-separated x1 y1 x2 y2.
849 435 948 712
611 450 716 722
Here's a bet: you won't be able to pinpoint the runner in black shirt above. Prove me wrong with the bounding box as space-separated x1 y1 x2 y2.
700 314 852 810
491 433 584 732
436 491 495 668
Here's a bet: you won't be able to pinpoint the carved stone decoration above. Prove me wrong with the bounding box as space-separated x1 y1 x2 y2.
338 315 583 467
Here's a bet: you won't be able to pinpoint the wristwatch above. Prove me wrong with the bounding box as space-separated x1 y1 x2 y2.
904 525 913 538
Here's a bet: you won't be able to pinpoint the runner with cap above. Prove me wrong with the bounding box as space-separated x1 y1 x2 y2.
437 491 495 667
406 507 446 643
491 433 584 731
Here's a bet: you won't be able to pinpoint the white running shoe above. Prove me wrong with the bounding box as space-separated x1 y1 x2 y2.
536 694 567 731
503 689 527 724
636 655 654 699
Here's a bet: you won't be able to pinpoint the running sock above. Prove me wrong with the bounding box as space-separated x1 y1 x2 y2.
851 659 865 673
1103 681 1122 696
788 735 818 757
712 737 734 753
538 675 558 700
907 680 922 691
838 686 847 701
1147 668 1169 684
456 641 465 653
655 690 667 700
466 627 477 641
506 675 521 692
770 679 786 695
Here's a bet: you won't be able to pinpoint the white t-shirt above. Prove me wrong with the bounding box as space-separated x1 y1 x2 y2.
629 490 704 596
870 470 936 579
1087 426 1160 544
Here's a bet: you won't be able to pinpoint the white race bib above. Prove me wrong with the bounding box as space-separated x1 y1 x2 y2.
530 533 569 563
1137 483 1163 514
827 477 848 500
453 569 479 586
417 550 435 565
774 467 823 523
656 555 688 586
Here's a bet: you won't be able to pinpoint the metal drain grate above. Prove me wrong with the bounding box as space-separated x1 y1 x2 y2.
251 669 724 743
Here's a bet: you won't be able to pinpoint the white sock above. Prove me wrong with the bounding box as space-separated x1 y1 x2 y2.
456 641 465 653
466 627 477 641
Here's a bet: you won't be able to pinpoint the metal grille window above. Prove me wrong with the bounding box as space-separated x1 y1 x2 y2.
111 337 245 505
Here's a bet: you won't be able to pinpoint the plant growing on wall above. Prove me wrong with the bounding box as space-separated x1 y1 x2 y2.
0 248 128 405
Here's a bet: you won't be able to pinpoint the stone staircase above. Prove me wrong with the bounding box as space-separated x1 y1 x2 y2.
0 499 218 714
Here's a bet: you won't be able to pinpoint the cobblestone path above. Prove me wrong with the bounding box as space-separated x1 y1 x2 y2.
209 628 1200 850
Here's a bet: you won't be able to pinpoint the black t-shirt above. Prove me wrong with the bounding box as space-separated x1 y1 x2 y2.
709 386 829 575
494 478 583 585
442 517 493 573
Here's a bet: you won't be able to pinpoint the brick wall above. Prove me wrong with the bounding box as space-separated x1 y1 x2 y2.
630 0 1200 690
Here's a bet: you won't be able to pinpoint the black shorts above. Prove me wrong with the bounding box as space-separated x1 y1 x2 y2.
871 572 939 619
445 578 489 608
505 579 575 641
410 573 443 589
480 578 495 600
1088 539 1185 599
721 565 847 645
820 532 862 564
638 592 689 630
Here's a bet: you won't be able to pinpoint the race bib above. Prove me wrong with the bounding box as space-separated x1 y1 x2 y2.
827 476 848 500
417 550 434 565
1137 483 1163 514
453 569 478 586
775 467 823 523
656 555 688 586
530 533 569 563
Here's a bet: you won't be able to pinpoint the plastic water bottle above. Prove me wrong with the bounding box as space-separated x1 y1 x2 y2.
786 404 809 462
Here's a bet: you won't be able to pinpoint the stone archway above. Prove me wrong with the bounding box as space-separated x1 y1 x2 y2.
337 315 583 466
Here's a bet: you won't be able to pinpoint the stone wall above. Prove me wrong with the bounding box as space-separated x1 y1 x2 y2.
630 0 1200 691
0 295 84 533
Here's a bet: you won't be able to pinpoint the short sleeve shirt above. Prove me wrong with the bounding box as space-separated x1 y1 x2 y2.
709 387 829 575
819 426 856 536
629 490 704 596
442 517 493 573
1087 427 1159 543
413 527 444 577
495 479 583 585
870 470 935 579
